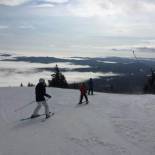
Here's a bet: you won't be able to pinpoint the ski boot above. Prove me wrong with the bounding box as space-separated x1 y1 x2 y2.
31 114 40 119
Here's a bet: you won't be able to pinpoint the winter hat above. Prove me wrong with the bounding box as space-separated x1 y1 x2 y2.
39 78 45 83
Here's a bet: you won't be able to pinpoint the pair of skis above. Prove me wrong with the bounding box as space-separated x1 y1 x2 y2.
20 101 89 122
20 112 54 122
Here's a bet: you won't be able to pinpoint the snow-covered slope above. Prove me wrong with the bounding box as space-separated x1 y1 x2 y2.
0 87 155 155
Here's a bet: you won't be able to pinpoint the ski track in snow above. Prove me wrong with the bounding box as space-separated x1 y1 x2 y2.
0 87 155 155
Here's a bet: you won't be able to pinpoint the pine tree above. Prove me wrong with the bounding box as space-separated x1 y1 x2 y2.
144 68 155 93
48 64 68 88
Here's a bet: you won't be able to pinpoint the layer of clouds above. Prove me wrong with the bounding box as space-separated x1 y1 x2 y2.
65 0 155 17
0 0 29 6
0 0 70 6
0 0 155 58
1 0 155 17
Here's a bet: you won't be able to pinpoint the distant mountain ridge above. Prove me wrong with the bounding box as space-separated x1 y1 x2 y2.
1 53 155 93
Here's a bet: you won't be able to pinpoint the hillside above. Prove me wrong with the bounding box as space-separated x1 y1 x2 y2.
0 87 155 155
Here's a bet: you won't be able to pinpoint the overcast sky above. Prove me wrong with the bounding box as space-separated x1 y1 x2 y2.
0 0 155 57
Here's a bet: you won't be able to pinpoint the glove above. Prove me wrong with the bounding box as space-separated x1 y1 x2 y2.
46 94 52 98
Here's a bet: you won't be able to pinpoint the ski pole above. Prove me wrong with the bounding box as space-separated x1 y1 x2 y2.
14 100 35 112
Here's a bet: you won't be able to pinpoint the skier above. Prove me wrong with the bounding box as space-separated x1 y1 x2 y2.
150 68 155 85
31 78 51 119
79 83 89 104
88 78 94 95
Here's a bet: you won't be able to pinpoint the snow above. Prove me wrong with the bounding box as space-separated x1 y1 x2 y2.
0 87 155 155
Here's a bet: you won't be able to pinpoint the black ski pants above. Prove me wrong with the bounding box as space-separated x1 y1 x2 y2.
88 88 93 95
79 94 88 103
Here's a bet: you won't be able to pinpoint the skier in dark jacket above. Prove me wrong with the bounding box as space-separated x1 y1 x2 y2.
31 78 51 118
88 78 94 95
79 83 89 104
